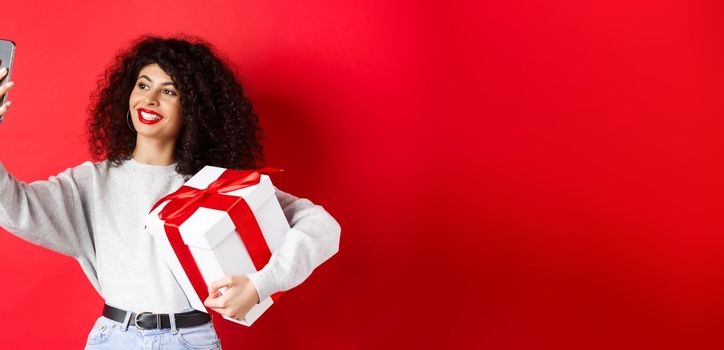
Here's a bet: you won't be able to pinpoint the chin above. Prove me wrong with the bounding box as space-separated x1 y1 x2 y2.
136 128 163 138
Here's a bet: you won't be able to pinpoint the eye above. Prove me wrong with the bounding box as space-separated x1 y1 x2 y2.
137 82 148 90
163 89 177 96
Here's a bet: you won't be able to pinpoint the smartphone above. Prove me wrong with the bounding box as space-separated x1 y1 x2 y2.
0 39 15 121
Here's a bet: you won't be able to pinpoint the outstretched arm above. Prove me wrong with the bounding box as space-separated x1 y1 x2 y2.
0 161 93 259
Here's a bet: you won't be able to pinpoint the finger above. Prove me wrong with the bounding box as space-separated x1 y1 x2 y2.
209 275 234 294
0 81 15 100
203 293 228 308
0 101 11 116
205 286 228 299
207 306 233 318
208 306 242 320
0 67 7 80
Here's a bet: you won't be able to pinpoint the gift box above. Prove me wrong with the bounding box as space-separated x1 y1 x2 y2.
145 165 289 326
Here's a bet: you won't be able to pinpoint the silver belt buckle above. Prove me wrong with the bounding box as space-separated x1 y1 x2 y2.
134 312 161 330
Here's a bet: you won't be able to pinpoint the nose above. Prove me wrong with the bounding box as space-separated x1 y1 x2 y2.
143 95 159 106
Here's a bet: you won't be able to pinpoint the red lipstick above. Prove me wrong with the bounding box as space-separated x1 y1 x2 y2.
137 108 164 125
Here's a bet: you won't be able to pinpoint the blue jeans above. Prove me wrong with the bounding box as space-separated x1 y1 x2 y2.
83 314 222 350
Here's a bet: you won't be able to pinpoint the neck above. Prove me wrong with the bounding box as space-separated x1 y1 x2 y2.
132 136 176 165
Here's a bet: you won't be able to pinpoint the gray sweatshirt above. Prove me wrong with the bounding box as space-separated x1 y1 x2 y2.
0 158 341 313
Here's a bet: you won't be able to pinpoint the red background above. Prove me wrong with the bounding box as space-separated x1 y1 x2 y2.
0 0 724 348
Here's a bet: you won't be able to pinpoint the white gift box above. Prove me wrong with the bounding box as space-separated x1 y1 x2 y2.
145 166 289 326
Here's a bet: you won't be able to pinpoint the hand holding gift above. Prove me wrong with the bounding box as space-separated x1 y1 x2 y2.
204 275 260 321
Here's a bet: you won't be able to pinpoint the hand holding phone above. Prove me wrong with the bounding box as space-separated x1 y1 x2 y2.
0 39 15 120
0 67 13 117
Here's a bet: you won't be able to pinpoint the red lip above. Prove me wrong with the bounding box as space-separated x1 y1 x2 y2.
137 108 164 125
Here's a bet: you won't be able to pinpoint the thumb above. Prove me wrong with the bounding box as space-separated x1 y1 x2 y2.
204 293 225 308
209 276 233 295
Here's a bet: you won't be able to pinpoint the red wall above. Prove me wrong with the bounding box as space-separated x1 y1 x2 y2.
1 1 724 349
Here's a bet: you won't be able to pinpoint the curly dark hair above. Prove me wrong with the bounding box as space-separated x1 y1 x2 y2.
86 34 264 175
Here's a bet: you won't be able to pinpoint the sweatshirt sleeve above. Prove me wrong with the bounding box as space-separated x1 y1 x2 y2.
0 161 93 258
246 187 341 303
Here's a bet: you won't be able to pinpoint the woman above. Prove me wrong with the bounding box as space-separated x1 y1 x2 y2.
0 35 341 349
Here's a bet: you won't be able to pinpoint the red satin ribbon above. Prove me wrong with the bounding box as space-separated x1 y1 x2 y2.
149 168 284 315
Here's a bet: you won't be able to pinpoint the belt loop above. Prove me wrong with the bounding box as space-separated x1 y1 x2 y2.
121 310 132 332
169 312 178 334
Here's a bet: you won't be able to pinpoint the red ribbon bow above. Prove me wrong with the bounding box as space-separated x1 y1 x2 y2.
152 167 279 220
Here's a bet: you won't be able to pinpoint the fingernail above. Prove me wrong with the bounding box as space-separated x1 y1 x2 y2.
6 101 11 107
7 81 14 88
0 67 6 73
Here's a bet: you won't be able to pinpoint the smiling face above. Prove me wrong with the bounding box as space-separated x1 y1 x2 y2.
128 63 183 143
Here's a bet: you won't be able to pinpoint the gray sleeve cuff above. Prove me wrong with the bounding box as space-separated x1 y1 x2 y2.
246 268 277 304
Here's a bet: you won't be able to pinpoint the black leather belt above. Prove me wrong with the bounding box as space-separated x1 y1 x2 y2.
103 304 211 330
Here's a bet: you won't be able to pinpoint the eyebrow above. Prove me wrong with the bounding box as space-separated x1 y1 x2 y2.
138 75 175 87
